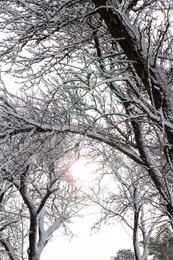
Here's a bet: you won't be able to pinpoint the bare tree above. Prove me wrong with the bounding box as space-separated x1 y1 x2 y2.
0 91 84 260
86 153 165 260
0 0 173 258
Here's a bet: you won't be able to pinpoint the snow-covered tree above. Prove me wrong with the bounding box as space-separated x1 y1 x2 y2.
0 91 85 260
0 0 173 258
87 155 164 260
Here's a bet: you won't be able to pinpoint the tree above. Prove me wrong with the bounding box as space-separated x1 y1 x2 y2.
149 226 173 260
0 0 173 259
111 249 135 260
87 156 164 260
0 91 85 260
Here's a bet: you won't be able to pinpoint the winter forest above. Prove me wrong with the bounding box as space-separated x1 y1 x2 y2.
0 1 173 260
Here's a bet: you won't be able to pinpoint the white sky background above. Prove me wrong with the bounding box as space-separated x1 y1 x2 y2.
41 216 133 260
40 159 134 260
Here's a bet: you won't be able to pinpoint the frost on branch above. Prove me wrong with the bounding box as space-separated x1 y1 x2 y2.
0 90 84 260
0 1 173 259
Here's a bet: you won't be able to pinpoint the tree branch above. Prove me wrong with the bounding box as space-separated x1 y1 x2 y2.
0 238 20 260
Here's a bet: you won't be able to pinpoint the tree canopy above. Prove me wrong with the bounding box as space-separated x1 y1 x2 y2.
149 226 173 260
111 249 135 260
0 1 173 259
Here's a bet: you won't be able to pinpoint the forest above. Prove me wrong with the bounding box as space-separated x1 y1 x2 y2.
0 1 173 259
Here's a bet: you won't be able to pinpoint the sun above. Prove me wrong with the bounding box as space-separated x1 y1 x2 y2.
69 159 93 183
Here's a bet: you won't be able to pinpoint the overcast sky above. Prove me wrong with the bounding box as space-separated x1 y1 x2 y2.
40 158 134 260
41 214 133 260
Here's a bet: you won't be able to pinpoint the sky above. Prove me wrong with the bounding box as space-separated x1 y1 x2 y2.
41 159 133 260
40 154 134 260
41 213 133 260
41 160 132 260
